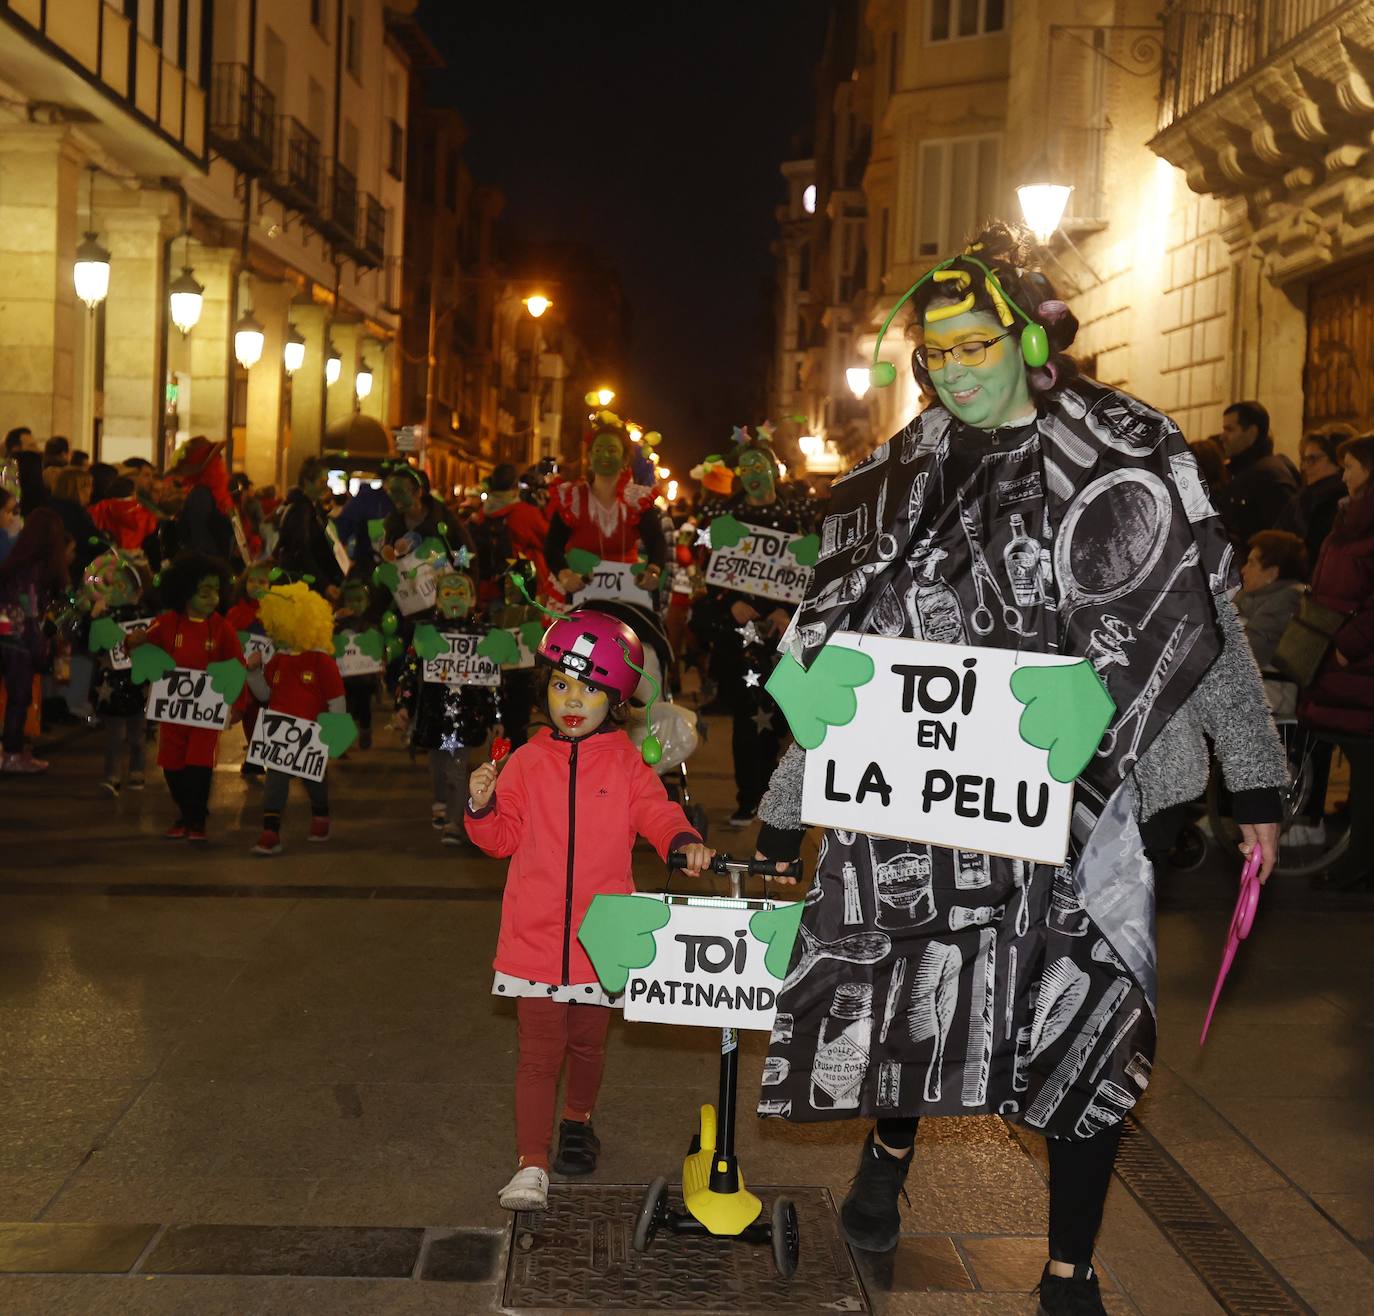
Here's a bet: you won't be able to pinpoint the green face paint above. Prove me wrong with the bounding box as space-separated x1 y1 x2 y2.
342 582 370 615
436 573 474 619
189 574 221 619
385 473 418 512
245 566 273 600
922 307 1035 430
737 450 776 502
588 432 625 478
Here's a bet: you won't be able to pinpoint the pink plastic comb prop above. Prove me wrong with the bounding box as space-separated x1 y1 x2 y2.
1199 847 1263 1046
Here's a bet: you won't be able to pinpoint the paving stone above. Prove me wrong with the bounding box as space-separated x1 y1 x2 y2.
142 1223 424 1277
853 1235 973 1292
0 1221 157 1274
418 1227 503 1281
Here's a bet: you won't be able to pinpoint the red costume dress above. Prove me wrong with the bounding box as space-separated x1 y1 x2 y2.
547 472 658 565
143 611 244 769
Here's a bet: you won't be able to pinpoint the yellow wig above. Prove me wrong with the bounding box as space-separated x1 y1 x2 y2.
259 581 334 654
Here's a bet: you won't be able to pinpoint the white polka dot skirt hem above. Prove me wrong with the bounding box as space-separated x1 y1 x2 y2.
491 971 623 1007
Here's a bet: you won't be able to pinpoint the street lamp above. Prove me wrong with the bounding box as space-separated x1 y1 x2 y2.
73 232 111 310
168 266 204 334
846 366 871 399
355 360 374 401
1016 183 1073 244
233 310 265 369
523 293 551 319
325 341 342 386
596 387 615 407
283 325 306 375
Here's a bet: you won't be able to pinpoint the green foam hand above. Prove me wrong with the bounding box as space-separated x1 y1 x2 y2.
566 547 601 578
373 561 400 593
519 621 545 653
788 533 820 568
130 643 175 686
316 711 358 759
333 632 348 659
749 901 806 981
366 518 387 545
1009 660 1117 784
355 628 385 661
765 645 875 751
477 628 520 665
413 624 447 661
88 616 123 653
416 536 447 562
708 514 750 550
577 894 672 995
207 659 247 705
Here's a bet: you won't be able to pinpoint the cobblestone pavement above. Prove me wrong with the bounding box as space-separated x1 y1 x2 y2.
0 713 1370 1314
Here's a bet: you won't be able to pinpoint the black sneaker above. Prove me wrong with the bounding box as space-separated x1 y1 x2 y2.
839 1130 910 1252
551 1120 600 1176
1036 1262 1106 1315
726 809 756 828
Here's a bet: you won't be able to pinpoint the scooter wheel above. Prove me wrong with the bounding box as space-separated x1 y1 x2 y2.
771 1196 800 1278
633 1176 669 1253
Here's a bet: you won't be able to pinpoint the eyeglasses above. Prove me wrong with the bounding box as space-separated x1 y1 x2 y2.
918 332 1013 372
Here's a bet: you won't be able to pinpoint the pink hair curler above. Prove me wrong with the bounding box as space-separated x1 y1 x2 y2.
1199 847 1263 1045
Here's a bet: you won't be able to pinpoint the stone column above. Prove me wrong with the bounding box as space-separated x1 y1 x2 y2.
359 335 386 426
242 277 294 490
177 244 236 455
0 127 81 443
326 320 363 434
285 300 328 486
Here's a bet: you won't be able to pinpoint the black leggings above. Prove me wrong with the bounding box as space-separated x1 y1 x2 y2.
875 1117 1123 1266
164 765 212 827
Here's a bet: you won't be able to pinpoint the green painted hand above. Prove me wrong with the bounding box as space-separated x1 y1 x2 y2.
708 514 750 550
1009 660 1116 784
412 624 447 661
88 616 123 653
366 518 387 544
130 644 174 686
519 621 545 653
749 901 805 981
477 629 520 665
355 628 385 661
788 533 820 568
207 659 247 705
566 547 601 577
765 645 875 751
577 894 672 995
373 561 400 593
316 711 358 759
332 632 347 659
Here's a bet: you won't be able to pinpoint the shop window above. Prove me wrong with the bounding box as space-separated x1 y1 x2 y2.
928 0 1006 43
914 133 1002 257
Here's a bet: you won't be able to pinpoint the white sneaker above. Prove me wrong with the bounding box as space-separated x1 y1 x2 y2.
1284 820 1327 848
499 1165 549 1211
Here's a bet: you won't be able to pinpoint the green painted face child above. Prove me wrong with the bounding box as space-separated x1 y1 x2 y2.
84 552 139 610
245 564 273 600
436 572 475 620
921 307 1035 431
385 470 421 513
341 580 371 616
188 574 221 620
736 449 777 502
588 431 626 478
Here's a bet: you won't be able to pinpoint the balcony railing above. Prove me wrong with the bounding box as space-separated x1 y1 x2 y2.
1158 0 1353 129
261 116 322 215
209 62 275 174
322 159 359 249
361 195 386 267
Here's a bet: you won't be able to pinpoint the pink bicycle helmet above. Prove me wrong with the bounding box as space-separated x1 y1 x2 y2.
536 609 644 705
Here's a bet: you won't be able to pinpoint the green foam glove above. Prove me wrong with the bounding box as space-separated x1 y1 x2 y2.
373 561 400 593
130 644 175 686
765 645 875 751
413 624 447 661
1009 660 1116 784
708 514 750 550
788 533 820 568
416 536 447 562
316 711 358 759
366 518 387 544
207 659 247 705
566 547 601 577
477 629 520 665
355 628 385 661
519 620 545 653
749 901 806 981
88 616 123 654
332 632 348 659
577 894 672 995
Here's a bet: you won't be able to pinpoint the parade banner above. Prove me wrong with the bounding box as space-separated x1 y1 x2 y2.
393 551 439 616
705 521 811 604
246 709 328 782
422 630 501 687
335 635 383 678
572 561 654 610
107 616 155 672
799 634 1087 865
145 668 231 730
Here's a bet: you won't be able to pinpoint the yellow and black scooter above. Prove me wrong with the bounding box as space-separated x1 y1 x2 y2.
632 853 802 1278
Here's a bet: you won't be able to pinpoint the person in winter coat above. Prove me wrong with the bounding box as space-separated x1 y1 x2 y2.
1237 530 1308 669
167 437 235 561
275 458 343 595
1276 429 1349 567
333 574 385 751
1300 434 1374 890
466 607 712 1213
472 463 550 602
90 476 161 553
1219 401 1299 545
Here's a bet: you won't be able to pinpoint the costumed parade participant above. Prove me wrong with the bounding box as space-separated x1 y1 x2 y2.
751 223 1286 1314
165 437 235 561
380 462 477 568
545 409 666 599
125 553 245 842
395 568 499 848
695 426 816 827
333 574 386 752
226 561 276 778
244 583 348 856
472 463 551 600
275 458 344 595
83 549 155 797
465 597 712 1212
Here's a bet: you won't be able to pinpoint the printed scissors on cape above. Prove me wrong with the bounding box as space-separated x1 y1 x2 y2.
960 506 1025 636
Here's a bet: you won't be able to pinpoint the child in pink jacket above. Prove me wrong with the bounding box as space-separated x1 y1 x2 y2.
467 608 712 1212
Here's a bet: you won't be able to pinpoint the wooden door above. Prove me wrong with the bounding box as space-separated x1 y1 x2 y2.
1305 261 1374 435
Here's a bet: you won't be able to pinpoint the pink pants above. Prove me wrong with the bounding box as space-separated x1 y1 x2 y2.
514 997 611 1169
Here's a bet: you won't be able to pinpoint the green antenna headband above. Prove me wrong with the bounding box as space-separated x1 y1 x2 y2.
869 249 1050 388
615 639 663 766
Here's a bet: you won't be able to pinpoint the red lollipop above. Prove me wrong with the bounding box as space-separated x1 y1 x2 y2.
491 736 512 765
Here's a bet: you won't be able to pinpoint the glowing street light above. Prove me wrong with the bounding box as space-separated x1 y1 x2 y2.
846 366 871 399
73 232 111 310
1017 183 1073 244
523 293 551 319
325 341 342 386
626 423 643 443
354 361 374 400
233 310 265 368
168 266 204 334
283 325 306 375
596 387 615 407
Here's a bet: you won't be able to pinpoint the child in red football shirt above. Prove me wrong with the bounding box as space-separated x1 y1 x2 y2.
243 583 345 855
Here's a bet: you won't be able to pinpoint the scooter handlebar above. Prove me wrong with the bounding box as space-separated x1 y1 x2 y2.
667 852 803 880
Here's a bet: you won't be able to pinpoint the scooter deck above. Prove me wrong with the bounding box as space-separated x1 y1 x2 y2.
681 1105 762 1236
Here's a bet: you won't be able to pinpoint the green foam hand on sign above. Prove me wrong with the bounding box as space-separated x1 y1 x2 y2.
748 901 805 981
373 561 400 593
708 514 750 550
416 536 447 562
577 894 672 995
355 628 385 661
765 645 876 751
332 632 348 659
476 629 520 665
787 533 820 567
519 621 545 653
366 518 387 544
412 624 447 661
88 616 123 654
1009 660 1117 784
207 659 247 705
130 644 174 686
566 547 601 577
316 711 358 759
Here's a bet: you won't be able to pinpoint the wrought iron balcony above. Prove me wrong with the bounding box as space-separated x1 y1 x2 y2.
361 195 386 268
322 159 360 250
209 62 275 174
269 117 322 215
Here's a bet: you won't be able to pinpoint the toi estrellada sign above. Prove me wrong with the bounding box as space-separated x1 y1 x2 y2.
796 634 1113 866
422 631 501 687
145 668 231 730
246 710 328 782
704 521 811 605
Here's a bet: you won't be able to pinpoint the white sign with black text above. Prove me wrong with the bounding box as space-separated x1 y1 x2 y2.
335 635 383 678
422 631 501 687
246 709 328 782
705 522 811 604
144 668 231 730
572 561 654 610
393 551 439 616
107 616 156 672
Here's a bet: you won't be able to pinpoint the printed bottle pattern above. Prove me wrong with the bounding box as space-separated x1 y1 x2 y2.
810 983 874 1110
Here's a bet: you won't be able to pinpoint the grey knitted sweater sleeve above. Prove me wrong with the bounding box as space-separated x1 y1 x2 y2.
758 741 806 830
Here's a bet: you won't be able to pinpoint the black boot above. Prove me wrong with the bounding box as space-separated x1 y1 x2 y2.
839 1130 911 1252
1036 1261 1106 1315
552 1119 600 1176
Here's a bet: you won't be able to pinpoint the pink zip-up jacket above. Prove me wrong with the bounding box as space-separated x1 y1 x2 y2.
467 726 700 986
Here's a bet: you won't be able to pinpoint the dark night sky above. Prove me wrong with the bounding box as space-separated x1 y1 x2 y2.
415 0 831 470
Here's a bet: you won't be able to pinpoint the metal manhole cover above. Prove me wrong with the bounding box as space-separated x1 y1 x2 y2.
502 1184 869 1313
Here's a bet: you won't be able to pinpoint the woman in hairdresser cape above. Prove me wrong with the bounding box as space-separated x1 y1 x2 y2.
753 223 1286 1315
